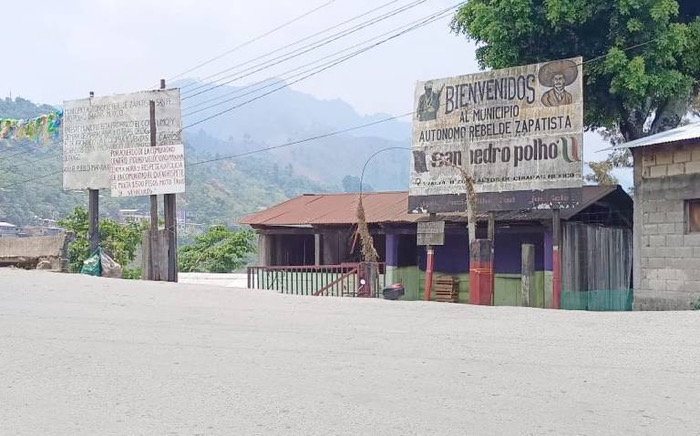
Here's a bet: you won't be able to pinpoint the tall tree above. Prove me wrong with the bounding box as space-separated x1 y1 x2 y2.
179 226 256 273
58 206 146 274
452 0 700 182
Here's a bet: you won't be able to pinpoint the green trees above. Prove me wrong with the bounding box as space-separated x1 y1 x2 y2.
59 208 257 275
58 206 145 274
452 0 700 183
452 0 699 140
178 226 256 273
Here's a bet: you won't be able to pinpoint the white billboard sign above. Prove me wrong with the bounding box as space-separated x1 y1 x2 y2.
409 57 583 213
63 89 182 190
110 144 185 198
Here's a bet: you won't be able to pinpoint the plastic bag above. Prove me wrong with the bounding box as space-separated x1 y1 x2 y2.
100 250 122 278
80 248 102 276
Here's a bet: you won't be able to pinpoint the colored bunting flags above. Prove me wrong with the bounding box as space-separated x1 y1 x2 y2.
0 110 63 143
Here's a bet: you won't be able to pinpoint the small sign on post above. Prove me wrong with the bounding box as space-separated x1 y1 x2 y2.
110 144 186 197
417 221 445 246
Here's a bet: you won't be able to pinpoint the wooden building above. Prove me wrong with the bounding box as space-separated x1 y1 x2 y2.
241 186 633 310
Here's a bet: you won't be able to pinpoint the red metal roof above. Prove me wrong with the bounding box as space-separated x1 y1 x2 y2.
240 192 417 226
240 186 627 227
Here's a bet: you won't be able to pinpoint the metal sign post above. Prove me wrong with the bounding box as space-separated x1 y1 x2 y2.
161 79 179 282
418 220 445 301
86 91 100 253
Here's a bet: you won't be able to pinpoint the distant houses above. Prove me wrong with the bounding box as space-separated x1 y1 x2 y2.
0 221 19 238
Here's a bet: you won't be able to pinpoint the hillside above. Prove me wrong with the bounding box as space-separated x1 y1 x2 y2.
179 78 411 191
0 138 327 228
0 86 413 230
177 78 410 144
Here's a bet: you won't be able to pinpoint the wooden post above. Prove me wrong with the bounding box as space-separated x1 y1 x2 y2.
487 211 495 242
552 208 562 309
88 188 99 252
521 243 535 307
148 99 159 280
257 234 272 266
164 193 177 282
160 78 178 282
86 91 100 254
314 233 321 266
425 246 435 301
469 239 493 305
488 211 495 305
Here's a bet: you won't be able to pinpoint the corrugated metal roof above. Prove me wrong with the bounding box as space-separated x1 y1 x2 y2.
240 186 623 227
616 122 700 149
240 192 416 226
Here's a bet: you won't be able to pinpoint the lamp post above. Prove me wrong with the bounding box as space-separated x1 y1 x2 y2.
356 147 410 297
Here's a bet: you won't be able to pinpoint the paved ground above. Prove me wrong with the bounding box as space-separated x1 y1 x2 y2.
179 273 247 289
1 269 699 435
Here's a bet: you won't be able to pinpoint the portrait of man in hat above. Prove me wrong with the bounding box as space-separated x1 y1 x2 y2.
538 59 579 107
417 81 443 122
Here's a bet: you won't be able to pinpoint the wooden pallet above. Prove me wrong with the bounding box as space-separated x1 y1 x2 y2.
434 276 459 303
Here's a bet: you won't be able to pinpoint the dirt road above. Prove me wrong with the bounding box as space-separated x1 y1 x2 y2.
1 269 698 435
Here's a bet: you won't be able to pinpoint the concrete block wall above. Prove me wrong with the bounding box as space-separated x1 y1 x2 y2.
0 233 72 270
633 143 700 310
640 144 700 178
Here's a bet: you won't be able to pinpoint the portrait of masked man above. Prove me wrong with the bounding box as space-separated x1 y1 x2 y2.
417 81 444 122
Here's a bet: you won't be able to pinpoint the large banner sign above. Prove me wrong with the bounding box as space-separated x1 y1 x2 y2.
63 89 182 191
409 57 583 213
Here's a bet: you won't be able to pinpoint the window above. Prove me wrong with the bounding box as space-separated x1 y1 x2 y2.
688 199 700 233
397 234 417 267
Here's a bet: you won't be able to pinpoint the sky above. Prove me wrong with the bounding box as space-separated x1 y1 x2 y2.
3 0 476 115
3 0 625 183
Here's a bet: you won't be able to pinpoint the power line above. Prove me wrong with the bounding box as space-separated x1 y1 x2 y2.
183 4 458 129
182 0 425 98
0 148 61 171
182 5 446 116
0 112 414 190
0 2 465 184
0 170 61 190
181 0 429 99
188 112 414 167
6 15 661 188
179 0 404 91
183 21 655 122
182 17 437 116
166 0 340 83
580 38 660 66
0 139 61 162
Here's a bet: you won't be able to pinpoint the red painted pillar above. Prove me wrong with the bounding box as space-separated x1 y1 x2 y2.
469 239 493 305
552 208 562 309
425 246 435 301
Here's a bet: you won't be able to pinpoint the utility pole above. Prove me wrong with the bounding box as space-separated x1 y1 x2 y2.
145 79 179 282
552 208 562 309
488 211 496 305
148 96 159 280
87 91 99 253
162 79 178 282
423 212 436 301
